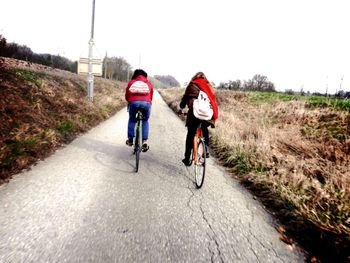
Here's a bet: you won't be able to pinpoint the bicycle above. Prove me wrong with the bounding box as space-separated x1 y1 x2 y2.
133 109 143 173
178 111 207 188
192 122 207 188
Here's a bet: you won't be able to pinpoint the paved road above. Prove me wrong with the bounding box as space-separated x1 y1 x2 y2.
0 91 305 262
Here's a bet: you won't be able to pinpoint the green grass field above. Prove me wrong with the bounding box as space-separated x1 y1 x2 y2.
247 91 350 111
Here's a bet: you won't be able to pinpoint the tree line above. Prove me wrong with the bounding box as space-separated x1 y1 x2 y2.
0 34 132 81
102 56 132 82
218 74 275 92
0 34 181 87
0 35 77 72
284 88 350 98
218 75 350 98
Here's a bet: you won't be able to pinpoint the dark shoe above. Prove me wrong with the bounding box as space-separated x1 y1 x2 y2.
182 158 192 166
126 139 133 147
142 143 149 152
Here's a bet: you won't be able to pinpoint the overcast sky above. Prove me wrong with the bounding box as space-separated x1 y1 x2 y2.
1 0 350 93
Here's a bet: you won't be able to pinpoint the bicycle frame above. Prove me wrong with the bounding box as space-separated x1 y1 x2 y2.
192 126 203 164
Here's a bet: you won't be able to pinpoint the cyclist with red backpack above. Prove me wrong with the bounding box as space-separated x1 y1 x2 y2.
178 72 219 166
125 69 154 152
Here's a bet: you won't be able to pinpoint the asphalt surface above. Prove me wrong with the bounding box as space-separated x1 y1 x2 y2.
0 91 305 262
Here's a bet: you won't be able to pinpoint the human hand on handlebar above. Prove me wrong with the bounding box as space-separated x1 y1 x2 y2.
177 109 187 116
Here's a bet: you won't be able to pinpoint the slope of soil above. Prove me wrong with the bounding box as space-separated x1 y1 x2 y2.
159 88 350 263
0 57 127 183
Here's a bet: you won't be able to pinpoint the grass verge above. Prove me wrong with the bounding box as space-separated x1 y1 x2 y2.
159 88 350 263
0 57 127 182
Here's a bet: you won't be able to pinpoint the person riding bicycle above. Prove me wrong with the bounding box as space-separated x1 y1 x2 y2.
125 69 154 152
178 72 219 166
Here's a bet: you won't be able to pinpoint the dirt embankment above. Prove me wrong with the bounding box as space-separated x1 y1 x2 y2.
0 57 127 183
159 88 350 263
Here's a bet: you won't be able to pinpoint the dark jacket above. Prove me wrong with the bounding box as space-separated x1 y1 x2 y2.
180 83 216 127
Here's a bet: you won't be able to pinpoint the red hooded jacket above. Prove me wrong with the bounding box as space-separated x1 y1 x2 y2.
190 78 219 120
125 75 154 103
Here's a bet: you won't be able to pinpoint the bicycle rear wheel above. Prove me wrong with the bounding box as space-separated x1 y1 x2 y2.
134 124 141 173
194 139 206 188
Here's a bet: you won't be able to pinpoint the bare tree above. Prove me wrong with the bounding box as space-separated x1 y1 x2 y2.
244 74 275 91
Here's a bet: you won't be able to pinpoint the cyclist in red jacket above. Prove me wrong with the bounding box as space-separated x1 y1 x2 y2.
125 69 154 152
179 72 219 166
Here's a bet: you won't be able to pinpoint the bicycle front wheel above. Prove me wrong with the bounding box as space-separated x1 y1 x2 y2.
135 147 140 172
194 139 206 188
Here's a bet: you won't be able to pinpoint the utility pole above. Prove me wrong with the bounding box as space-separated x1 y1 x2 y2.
339 75 344 94
127 66 129 81
104 51 107 79
87 0 96 102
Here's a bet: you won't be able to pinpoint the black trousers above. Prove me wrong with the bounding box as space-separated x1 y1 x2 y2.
184 120 209 159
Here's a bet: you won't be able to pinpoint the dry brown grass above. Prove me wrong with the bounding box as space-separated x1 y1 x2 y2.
216 90 349 235
159 87 350 262
0 57 127 182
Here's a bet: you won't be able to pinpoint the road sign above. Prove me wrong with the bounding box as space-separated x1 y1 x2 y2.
78 57 102 76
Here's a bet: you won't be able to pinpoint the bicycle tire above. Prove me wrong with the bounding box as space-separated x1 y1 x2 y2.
194 139 206 188
135 146 140 172
134 118 142 173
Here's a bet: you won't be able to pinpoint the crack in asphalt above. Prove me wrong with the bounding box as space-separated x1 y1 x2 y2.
244 203 287 263
199 199 224 263
206 232 216 263
185 182 196 219
246 231 261 263
248 221 286 263
182 174 225 262
244 207 263 263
